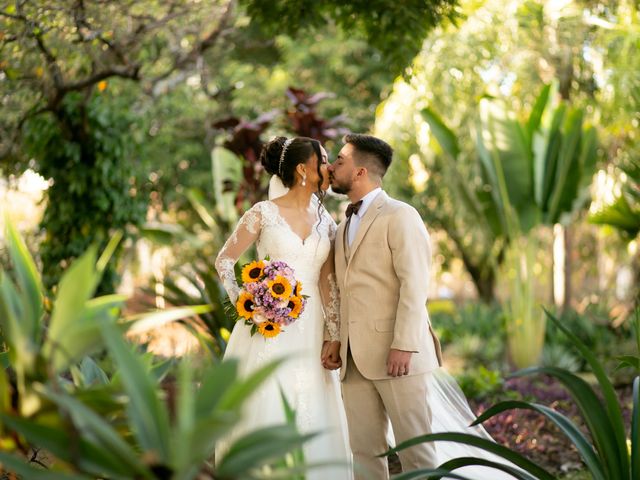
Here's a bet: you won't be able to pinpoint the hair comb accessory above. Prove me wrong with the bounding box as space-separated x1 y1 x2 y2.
278 138 294 176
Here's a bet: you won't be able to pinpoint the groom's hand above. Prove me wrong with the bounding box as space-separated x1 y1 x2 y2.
387 349 412 377
321 341 342 370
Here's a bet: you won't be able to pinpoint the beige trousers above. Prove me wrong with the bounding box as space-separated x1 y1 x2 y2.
342 351 437 480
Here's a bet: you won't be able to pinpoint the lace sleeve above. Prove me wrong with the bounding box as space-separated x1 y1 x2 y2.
214 203 263 303
319 216 340 342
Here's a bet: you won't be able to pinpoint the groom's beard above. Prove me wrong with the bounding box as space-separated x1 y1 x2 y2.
330 180 351 196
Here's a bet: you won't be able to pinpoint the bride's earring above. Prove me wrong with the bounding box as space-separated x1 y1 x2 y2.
301 174 306 187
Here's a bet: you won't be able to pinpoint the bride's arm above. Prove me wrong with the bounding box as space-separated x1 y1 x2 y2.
319 217 341 345
214 204 263 303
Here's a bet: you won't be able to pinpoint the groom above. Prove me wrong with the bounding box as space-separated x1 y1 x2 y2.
323 134 443 479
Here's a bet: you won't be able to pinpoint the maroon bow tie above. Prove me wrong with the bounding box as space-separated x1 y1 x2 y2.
345 200 363 218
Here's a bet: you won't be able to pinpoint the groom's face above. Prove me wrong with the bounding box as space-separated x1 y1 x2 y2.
329 144 357 195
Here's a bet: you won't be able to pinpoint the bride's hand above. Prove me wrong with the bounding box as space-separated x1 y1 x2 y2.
321 341 342 370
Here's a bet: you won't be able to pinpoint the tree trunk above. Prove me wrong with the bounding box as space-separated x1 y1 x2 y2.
459 248 497 303
563 224 573 311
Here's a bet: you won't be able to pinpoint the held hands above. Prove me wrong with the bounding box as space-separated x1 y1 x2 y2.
321 341 342 370
387 349 412 377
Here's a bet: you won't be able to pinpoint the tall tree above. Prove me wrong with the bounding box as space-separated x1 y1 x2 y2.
0 0 458 291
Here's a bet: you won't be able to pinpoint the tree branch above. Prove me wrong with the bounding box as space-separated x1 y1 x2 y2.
61 65 141 93
148 0 234 86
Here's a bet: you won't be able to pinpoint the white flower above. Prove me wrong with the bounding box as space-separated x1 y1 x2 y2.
252 311 268 325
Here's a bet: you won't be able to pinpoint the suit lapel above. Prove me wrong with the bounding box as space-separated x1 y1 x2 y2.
335 219 348 275
347 191 386 264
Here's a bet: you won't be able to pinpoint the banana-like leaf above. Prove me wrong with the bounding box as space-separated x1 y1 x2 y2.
525 84 552 144
212 146 241 224
0 270 29 364
422 108 461 159
215 424 317 477
125 304 213 335
590 194 640 237
543 308 630 478
45 245 101 369
546 108 584 223
47 295 126 372
384 432 554 480
534 106 565 214
4 219 43 344
479 99 533 213
99 320 171 461
0 451 90 479
472 400 605 480
37 385 152 479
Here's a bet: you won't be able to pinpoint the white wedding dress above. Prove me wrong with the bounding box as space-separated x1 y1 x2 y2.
215 198 352 479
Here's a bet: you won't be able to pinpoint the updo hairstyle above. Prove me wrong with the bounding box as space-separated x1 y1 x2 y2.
260 136 324 193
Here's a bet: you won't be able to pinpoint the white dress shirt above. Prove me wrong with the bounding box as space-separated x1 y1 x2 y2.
347 187 382 246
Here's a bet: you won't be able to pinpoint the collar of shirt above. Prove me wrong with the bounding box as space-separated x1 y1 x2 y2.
353 187 382 220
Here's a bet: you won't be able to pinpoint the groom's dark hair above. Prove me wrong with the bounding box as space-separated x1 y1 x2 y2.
343 133 393 178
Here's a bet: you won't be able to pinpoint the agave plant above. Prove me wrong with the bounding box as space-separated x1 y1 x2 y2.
0 327 312 479
385 308 639 480
0 221 317 479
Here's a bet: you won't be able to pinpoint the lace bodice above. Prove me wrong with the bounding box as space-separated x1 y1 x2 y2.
215 200 341 341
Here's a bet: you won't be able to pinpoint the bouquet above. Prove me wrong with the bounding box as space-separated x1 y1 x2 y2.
234 258 306 338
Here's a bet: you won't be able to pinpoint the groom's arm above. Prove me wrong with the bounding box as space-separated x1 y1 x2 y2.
388 205 432 354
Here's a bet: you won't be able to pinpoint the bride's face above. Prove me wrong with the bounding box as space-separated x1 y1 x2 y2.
305 146 330 191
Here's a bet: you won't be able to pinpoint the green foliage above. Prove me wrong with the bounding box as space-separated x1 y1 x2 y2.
0 221 315 479
425 84 598 239
590 155 640 239
22 93 148 293
390 308 640 480
431 301 506 365
423 84 599 368
240 0 460 76
456 365 505 400
616 308 640 375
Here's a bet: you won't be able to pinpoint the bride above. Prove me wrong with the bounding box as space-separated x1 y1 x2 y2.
214 136 352 479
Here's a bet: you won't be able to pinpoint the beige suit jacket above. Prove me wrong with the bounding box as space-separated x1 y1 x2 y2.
335 191 442 381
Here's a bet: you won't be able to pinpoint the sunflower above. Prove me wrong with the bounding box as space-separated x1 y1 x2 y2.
258 320 281 338
236 291 256 320
287 296 303 318
241 260 265 283
267 275 293 299
294 281 303 298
